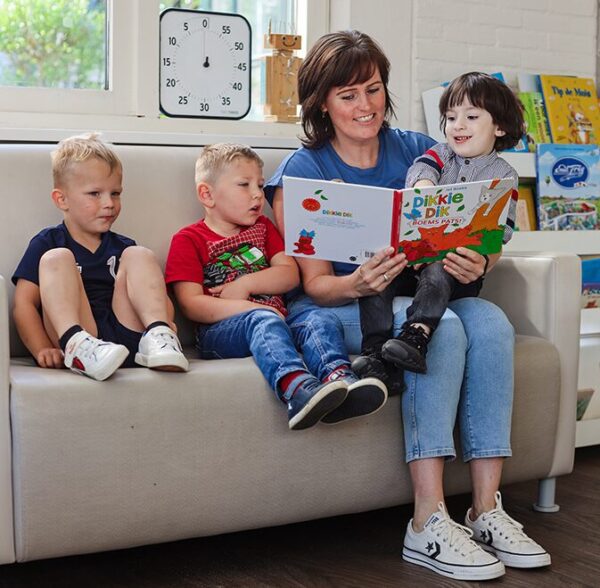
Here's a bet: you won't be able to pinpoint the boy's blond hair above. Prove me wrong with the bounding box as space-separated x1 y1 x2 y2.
51 132 122 187
195 143 263 185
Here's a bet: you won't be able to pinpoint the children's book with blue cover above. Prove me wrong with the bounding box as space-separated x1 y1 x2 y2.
536 144 600 230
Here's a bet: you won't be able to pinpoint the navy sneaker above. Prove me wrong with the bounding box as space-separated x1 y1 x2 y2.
287 376 348 430
382 324 430 374
321 367 388 424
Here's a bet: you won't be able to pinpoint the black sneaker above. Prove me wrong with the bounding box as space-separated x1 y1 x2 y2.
382 324 430 374
351 348 387 381
352 350 405 397
384 362 406 396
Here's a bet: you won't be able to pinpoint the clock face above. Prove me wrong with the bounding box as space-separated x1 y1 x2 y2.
159 9 252 119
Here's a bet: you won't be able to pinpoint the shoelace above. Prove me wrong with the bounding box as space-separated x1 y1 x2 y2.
480 508 529 545
149 331 181 351
400 325 430 352
74 336 109 361
430 515 481 557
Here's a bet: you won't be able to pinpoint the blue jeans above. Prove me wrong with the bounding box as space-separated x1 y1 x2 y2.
196 307 350 401
289 294 514 462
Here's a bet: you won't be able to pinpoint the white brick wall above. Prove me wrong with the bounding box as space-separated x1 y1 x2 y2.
410 0 598 133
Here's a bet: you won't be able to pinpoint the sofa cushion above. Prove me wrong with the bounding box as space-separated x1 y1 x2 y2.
9 334 559 561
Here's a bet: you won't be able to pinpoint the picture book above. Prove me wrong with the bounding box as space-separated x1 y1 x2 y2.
519 91 551 151
515 184 537 231
517 72 542 94
581 258 600 308
539 75 600 144
421 84 446 143
536 144 600 230
283 176 515 265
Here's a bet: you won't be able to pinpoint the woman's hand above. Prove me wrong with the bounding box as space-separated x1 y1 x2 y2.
353 247 407 298
443 247 487 284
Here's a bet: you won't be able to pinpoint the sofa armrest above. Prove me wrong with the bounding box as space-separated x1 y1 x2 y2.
0 276 15 563
481 252 581 478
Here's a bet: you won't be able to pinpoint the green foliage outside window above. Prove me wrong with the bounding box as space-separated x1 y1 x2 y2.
0 0 106 89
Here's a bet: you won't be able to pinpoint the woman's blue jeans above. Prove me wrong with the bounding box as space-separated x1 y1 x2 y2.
289 294 514 462
196 307 350 401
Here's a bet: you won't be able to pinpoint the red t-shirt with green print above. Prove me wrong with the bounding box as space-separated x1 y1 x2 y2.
165 215 287 316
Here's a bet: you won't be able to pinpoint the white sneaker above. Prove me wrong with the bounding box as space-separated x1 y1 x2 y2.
465 491 551 568
135 325 189 372
403 502 505 581
64 330 129 381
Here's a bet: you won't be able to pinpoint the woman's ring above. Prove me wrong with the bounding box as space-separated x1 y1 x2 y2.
383 273 389 282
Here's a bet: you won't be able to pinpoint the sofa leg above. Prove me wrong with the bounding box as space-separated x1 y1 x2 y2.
533 477 560 512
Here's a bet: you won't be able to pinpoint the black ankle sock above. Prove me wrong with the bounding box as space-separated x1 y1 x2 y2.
59 325 84 351
144 321 170 334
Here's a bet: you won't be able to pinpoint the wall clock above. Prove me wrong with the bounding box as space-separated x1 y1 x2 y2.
159 8 252 119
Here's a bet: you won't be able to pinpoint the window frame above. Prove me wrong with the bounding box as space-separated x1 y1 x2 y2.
0 0 330 143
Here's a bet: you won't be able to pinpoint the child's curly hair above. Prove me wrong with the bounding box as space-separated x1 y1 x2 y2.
51 132 122 187
439 72 525 152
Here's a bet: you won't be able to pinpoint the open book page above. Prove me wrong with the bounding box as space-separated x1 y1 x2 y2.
283 176 398 264
283 176 514 265
398 177 515 264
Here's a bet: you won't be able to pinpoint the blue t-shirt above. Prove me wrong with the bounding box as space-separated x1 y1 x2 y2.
265 127 435 275
12 222 136 314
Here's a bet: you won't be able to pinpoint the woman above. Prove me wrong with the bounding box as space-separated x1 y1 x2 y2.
265 30 550 582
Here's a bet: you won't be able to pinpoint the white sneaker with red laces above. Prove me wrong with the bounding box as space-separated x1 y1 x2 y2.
465 492 551 568
403 502 505 581
135 325 189 372
64 330 129 381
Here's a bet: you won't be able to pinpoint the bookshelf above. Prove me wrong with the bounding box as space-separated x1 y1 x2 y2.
501 151 600 447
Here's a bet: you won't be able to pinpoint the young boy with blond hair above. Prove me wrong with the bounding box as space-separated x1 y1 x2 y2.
12 132 188 381
165 143 387 430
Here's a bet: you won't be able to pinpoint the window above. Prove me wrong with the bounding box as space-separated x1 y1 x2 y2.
0 0 328 141
0 0 108 90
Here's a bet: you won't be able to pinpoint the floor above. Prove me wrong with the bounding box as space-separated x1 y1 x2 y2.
0 446 598 588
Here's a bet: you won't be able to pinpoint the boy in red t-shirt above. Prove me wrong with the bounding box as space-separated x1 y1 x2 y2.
166 144 387 430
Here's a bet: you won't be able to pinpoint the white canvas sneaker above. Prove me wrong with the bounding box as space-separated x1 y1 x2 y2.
402 502 505 581
465 491 551 568
135 325 189 372
64 330 129 381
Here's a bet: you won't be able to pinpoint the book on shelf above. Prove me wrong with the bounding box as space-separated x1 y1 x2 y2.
517 73 542 93
577 388 594 420
515 184 537 231
283 176 515 265
519 91 551 152
536 143 600 230
539 74 600 144
581 258 600 308
421 84 446 143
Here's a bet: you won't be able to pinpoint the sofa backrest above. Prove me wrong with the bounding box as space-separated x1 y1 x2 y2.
0 143 293 356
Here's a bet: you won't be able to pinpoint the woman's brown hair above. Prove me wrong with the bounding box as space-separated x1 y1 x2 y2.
438 72 525 152
298 30 396 149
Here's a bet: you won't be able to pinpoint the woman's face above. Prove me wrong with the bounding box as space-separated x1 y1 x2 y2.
322 69 386 147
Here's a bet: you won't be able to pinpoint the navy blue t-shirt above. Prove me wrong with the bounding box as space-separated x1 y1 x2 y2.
12 223 136 315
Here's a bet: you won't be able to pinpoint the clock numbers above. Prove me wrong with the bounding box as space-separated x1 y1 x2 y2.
159 8 252 119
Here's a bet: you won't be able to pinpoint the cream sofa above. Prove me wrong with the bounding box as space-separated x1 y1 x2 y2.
0 142 581 564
